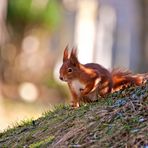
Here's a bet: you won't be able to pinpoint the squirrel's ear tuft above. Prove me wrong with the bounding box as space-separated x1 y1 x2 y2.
71 47 77 57
63 45 69 62
70 47 79 66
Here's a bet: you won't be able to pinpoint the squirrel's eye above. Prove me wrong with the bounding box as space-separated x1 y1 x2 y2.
68 68 73 73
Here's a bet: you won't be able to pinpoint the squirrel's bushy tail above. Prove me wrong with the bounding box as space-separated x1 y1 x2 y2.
111 68 148 92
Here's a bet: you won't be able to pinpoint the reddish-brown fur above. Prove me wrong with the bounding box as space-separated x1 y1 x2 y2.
111 69 147 92
59 46 148 108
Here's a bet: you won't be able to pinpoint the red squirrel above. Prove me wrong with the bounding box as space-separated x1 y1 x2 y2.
59 46 148 108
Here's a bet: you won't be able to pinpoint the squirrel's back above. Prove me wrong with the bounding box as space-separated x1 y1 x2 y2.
84 63 113 95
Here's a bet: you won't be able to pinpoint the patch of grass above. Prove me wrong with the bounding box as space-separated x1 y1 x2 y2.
105 97 114 106
29 136 55 148
42 103 70 118
0 118 34 139
0 82 147 147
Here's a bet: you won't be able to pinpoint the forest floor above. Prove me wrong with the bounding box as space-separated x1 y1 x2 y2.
0 82 148 148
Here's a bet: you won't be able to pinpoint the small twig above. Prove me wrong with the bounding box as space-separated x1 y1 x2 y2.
129 100 136 112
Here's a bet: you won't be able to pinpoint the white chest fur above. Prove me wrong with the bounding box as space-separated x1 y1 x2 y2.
70 79 85 95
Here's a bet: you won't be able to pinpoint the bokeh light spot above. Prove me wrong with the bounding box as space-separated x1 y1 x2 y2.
19 82 38 102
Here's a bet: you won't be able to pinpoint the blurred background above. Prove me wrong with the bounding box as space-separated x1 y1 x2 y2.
0 0 148 131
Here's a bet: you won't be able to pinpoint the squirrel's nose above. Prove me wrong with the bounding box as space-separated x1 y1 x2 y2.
59 76 63 81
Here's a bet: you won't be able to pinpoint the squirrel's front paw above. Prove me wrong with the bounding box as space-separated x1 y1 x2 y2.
70 101 80 108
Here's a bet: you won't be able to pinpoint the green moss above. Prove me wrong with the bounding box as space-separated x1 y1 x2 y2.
29 136 54 148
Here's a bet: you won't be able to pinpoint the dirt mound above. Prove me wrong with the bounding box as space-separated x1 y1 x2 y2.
0 82 148 148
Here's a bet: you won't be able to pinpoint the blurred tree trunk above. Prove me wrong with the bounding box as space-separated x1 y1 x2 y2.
140 0 148 72
0 0 8 83
0 0 8 124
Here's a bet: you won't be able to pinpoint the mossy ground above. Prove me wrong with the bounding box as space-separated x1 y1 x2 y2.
0 83 148 148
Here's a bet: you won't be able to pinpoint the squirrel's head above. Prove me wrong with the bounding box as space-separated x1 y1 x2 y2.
59 46 80 82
